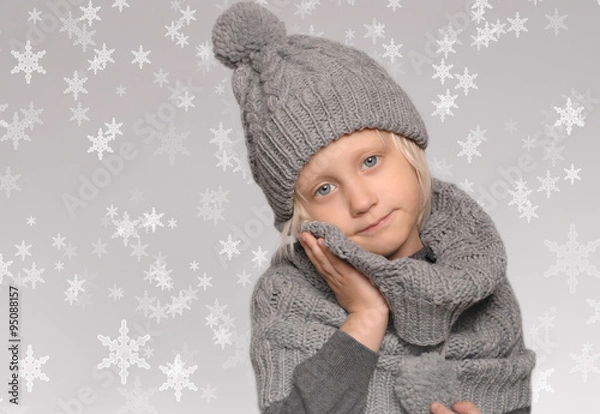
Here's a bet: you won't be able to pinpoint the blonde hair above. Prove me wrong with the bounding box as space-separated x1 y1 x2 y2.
272 130 432 262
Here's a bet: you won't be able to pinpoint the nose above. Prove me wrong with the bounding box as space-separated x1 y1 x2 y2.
346 179 377 216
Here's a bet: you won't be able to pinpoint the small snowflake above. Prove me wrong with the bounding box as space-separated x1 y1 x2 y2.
381 38 402 64
218 234 241 261
131 45 151 69
454 67 478 95
536 170 560 198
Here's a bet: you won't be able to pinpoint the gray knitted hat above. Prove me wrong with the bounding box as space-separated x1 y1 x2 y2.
212 2 429 232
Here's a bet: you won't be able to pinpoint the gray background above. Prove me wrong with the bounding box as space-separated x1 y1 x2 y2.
1 0 599 413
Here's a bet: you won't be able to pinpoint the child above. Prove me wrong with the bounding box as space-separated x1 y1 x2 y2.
211 3 536 414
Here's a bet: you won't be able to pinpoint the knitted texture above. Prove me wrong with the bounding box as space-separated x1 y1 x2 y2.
212 2 429 232
251 177 536 414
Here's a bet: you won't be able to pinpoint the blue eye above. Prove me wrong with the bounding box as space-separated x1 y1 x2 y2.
363 155 378 168
316 184 334 197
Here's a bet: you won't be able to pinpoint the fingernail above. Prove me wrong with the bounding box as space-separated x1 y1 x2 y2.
431 402 440 410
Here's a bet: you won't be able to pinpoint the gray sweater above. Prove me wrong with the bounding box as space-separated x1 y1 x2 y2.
250 177 536 413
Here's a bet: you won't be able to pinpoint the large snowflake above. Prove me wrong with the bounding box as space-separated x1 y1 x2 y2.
543 224 600 293
19 344 49 392
116 375 158 414
97 319 151 384
569 342 600 382
158 354 198 402
10 41 46 84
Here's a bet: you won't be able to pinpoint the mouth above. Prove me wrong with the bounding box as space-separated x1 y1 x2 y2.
360 211 393 233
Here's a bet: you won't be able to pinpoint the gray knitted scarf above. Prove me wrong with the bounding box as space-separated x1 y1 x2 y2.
252 177 536 414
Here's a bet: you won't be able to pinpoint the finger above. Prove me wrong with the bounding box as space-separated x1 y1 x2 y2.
301 235 334 278
311 238 338 275
452 401 482 414
431 402 455 414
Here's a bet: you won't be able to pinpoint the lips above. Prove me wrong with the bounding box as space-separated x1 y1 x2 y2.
361 211 392 232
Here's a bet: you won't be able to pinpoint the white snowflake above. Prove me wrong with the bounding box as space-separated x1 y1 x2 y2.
158 354 198 402
70 102 90 126
154 123 191 166
141 207 165 233
586 299 600 325
200 382 218 403
97 319 151 384
218 234 241 261
536 170 560 198
507 178 539 223
554 97 585 135
543 224 600 294
116 375 158 414
563 163 582 185
387 0 402 12
19 344 49 392
65 273 85 305
531 367 555 404
197 272 213 291
236 270 252 287
109 284 124 301
0 167 22 199
21 262 45 288
87 127 114 160
470 21 499 50
197 186 229 225
131 45 151 69
507 12 528 38
436 32 457 59
79 0 101 27
457 135 482 163
112 211 141 247
432 58 454 85
113 0 131 13
363 17 385 45
251 246 269 270
10 40 46 84
381 38 402 64
545 8 568 36
431 89 459 122
569 342 600 382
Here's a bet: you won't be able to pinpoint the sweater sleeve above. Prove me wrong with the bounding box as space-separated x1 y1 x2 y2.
264 329 378 414
251 272 379 414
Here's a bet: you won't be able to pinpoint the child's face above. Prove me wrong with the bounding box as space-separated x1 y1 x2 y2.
296 129 424 260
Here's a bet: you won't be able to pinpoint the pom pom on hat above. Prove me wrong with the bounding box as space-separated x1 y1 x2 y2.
212 2 287 70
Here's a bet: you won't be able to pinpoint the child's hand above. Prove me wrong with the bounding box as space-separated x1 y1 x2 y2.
431 401 482 414
299 231 389 316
